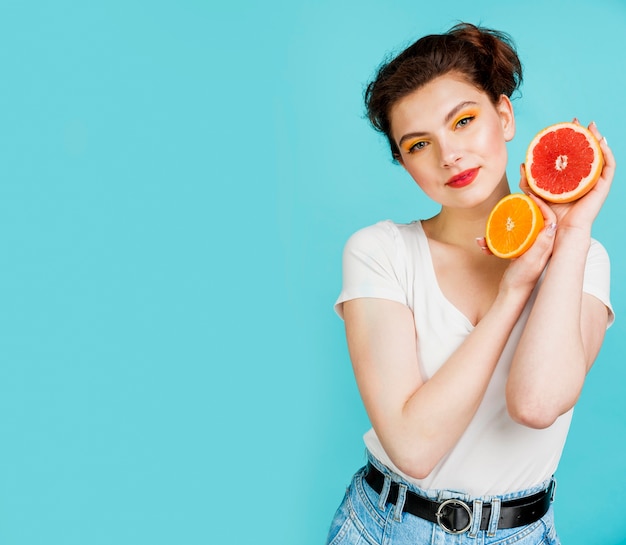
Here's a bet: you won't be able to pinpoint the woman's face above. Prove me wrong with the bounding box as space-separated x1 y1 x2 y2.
389 73 515 210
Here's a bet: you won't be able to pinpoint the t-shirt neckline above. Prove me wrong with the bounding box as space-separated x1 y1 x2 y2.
412 220 475 331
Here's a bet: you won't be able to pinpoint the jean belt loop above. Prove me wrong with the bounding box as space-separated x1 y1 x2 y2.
487 497 501 537
468 499 483 538
393 484 408 522
377 474 392 510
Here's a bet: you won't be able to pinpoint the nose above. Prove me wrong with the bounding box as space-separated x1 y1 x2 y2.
439 138 462 167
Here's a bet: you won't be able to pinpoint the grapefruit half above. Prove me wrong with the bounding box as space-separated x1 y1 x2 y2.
525 122 604 203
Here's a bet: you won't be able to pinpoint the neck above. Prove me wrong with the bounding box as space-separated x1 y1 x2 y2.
424 211 486 249
424 180 511 249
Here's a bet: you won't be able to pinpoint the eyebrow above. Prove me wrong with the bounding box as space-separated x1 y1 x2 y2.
397 101 479 147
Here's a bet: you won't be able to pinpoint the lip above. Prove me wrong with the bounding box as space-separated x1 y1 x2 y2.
446 168 479 188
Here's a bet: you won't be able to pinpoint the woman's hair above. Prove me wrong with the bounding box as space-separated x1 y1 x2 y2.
364 23 523 160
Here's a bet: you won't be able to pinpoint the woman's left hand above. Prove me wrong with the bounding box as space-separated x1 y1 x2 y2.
519 120 616 233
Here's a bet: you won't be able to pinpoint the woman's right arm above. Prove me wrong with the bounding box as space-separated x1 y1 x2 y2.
343 224 557 479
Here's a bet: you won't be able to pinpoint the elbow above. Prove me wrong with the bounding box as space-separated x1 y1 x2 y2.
507 400 558 429
393 453 438 481
506 390 575 429
505 384 560 429
506 379 580 429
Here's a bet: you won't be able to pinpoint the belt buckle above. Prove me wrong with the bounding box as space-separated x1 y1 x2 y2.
435 499 473 535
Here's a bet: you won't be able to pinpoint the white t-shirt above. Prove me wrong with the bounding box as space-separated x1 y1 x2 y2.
335 220 614 497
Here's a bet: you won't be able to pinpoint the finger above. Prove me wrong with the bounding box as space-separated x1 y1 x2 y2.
599 134 615 171
587 121 610 155
541 222 558 239
587 122 615 192
517 221 557 266
594 125 614 170
475 236 493 255
588 120 603 142
527 191 557 225
537 222 558 244
594 134 616 198
572 117 580 125
518 163 531 193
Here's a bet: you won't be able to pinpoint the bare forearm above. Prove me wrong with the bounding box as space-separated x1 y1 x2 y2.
389 288 530 477
507 228 591 427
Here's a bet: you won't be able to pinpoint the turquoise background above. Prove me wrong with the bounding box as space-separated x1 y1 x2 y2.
0 1 624 543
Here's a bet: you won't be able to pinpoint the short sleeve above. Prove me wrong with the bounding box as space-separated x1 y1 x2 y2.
583 238 614 328
334 221 408 319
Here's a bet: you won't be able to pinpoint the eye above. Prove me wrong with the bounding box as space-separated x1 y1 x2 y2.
408 140 428 153
455 115 475 129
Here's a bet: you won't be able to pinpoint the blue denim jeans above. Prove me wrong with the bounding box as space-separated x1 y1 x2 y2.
326 453 560 545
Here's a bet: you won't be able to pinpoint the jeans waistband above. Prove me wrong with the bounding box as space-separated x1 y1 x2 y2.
363 454 556 536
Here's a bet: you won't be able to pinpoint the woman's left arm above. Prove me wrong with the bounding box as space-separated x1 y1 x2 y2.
506 122 615 428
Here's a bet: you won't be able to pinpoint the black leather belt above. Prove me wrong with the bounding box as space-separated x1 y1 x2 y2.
364 463 554 535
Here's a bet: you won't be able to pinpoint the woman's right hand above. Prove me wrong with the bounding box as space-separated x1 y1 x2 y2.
497 181 558 298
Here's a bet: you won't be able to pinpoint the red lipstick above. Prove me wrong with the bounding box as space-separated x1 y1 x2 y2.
446 168 479 188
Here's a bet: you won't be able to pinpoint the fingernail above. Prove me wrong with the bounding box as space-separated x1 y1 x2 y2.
526 192 539 201
602 136 608 145
475 237 488 250
546 222 557 236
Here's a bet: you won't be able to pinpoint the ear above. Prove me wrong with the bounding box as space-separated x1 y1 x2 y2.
496 95 515 142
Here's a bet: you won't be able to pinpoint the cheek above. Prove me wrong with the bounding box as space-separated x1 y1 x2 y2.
476 123 508 164
405 166 442 200
403 162 427 185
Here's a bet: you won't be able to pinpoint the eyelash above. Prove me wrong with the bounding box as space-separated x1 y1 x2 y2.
408 141 428 154
455 115 475 128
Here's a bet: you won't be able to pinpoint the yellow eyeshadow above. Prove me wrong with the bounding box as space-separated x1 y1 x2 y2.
452 109 480 127
402 138 425 151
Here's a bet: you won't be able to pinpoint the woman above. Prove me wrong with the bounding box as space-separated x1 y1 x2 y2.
327 23 615 544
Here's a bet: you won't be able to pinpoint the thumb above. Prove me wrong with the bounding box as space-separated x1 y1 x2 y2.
528 221 557 257
541 221 558 239
513 221 557 266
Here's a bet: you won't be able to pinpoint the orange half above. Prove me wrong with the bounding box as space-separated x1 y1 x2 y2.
486 193 544 259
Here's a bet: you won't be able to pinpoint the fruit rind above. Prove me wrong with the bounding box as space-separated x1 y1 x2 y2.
525 122 604 203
